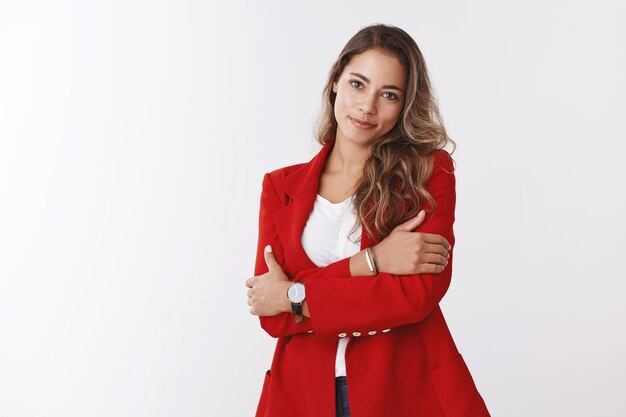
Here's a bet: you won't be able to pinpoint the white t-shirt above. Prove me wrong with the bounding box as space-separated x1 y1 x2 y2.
300 193 361 377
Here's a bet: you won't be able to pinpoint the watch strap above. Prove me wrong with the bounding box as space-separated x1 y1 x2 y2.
291 301 303 316
291 302 303 323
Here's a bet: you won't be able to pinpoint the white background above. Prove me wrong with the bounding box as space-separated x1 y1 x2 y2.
1 0 625 416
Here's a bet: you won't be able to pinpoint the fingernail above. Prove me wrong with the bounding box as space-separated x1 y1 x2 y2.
265 244 272 253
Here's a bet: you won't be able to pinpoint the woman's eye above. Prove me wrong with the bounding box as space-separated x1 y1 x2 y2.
349 80 398 101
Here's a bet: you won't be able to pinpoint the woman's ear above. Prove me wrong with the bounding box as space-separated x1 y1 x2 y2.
332 81 337 93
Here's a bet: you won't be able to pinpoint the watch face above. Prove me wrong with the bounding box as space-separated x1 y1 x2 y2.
288 282 305 303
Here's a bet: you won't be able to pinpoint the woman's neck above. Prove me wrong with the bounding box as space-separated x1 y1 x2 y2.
325 136 370 176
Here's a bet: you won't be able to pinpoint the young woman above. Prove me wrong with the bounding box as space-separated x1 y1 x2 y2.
245 24 490 417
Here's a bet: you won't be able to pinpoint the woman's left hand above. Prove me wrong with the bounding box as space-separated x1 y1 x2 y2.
245 245 292 317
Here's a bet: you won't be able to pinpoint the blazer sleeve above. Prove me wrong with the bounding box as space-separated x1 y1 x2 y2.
253 172 353 338
300 150 457 343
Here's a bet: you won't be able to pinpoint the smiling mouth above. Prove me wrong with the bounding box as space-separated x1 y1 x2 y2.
349 116 376 129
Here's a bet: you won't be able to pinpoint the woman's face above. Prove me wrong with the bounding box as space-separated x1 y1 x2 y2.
332 47 407 147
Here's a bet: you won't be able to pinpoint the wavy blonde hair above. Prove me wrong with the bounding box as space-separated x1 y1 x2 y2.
313 23 457 244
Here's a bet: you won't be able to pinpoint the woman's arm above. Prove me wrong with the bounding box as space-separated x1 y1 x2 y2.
252 150 455 340
251 172 358 338
292 151 457 343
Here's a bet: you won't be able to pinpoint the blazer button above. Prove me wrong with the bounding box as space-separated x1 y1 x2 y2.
382 328 391 333
352 332 361 337
308 330 315 333
338 332 347 338
368 330 377 336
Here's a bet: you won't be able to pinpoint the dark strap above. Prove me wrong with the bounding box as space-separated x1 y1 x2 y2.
291 302 303 315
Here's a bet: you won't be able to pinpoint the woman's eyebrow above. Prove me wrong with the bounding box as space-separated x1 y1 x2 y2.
349 72 404 92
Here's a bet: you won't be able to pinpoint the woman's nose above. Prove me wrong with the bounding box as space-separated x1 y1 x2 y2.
359 94 377 115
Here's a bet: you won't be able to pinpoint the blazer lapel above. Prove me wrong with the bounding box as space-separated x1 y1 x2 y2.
273 136 373 275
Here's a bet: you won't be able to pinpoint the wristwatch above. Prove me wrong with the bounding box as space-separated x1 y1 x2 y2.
287 282 306 323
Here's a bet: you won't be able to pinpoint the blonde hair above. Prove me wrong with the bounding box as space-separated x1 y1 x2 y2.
314 23 456 243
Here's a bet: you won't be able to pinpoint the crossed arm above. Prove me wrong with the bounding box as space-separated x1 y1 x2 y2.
249 151 456 343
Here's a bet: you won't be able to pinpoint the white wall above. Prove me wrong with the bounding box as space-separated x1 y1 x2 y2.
1 0 624 416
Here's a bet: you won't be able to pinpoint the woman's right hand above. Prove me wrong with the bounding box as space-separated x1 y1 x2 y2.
372 210 451 275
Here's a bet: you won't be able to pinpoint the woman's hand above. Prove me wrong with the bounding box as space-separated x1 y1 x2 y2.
245 245 293 317
373 210 451 275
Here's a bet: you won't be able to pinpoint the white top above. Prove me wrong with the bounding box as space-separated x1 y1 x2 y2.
300 193 361 377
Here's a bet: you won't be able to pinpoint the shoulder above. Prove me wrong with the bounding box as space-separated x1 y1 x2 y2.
262 162 307 192
267 162 307 182
431 149 455 172
424 149 456 193
259 162 307 205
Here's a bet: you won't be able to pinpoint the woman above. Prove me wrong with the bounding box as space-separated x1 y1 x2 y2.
245 24 490 417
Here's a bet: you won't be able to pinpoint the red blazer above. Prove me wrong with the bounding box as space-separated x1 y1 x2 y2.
253 136 490 417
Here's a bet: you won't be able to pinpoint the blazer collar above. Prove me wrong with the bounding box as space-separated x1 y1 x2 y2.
278 136 336 200
272 136 376 273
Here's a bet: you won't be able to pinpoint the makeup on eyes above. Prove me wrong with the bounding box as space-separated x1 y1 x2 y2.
348 79 401 101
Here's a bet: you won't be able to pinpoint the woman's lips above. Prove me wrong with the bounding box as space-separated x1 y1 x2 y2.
349 116 376 130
